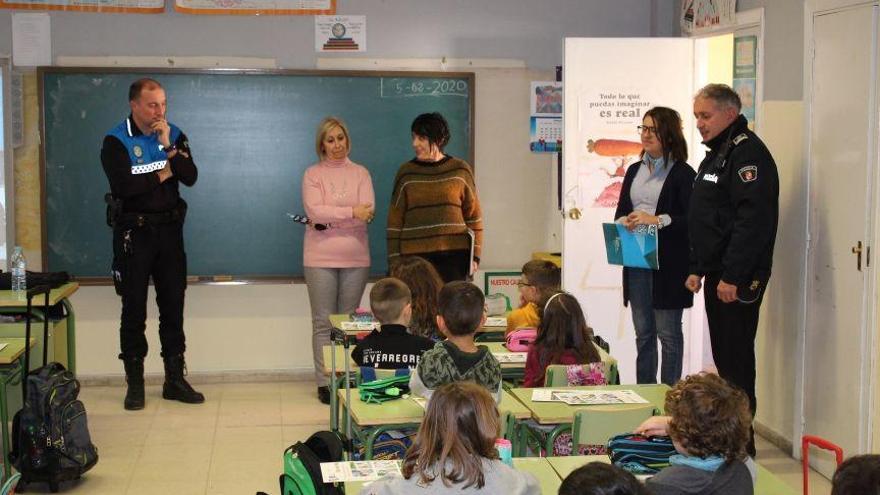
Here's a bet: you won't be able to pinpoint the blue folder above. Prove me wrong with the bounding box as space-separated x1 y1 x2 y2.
602 223 659 270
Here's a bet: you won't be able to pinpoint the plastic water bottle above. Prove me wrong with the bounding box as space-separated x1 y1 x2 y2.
10 246 26 298
495 438 513 466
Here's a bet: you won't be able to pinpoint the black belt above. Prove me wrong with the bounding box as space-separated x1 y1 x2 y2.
120 209 182 227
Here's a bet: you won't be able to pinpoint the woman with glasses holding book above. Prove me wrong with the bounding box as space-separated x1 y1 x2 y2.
613 107 695 386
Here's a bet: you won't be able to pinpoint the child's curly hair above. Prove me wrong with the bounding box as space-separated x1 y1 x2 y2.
665 373 751 462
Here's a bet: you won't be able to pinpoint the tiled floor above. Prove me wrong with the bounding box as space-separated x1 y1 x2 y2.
10 381 831 494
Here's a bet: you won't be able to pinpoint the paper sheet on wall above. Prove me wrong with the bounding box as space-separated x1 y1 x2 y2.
12 14 51 67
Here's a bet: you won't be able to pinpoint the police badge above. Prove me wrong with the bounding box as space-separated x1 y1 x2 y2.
738 165 757 183
133 145 143 158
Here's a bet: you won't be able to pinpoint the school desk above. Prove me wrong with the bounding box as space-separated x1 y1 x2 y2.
329 314 507 335
510 383 669 455
0 338 35 479
343 457 561 494
546 455 798 495
0 283 79 373
336 387 530 459
321 341 528 430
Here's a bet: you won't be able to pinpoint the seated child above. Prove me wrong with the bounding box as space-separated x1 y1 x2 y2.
389 256 444 340
636 373 756 495
831 454 880 495
520 293 607 456
559 462 650 495
522 292 604 387
506 259 561 335
351 278 434 369
360 382 540 495
409 281 503 403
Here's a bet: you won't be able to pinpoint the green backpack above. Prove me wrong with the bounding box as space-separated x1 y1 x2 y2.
280 431 344 495
358 375 411 404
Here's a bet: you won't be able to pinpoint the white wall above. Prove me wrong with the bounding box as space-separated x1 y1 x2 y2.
0 1 677 72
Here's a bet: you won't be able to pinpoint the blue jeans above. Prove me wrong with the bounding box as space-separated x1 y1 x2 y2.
627 268 684 385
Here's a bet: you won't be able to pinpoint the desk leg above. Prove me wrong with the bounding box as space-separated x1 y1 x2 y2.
62 299 76 374
0 360 21 480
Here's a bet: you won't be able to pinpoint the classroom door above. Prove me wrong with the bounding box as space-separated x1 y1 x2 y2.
805 3 878 477
562 38 696 384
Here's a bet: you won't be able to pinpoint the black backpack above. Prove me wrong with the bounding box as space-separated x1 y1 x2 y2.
280 431 344 495
8 287 98 492
9 363 99 492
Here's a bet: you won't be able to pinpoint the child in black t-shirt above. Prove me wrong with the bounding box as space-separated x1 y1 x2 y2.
351 278 434 369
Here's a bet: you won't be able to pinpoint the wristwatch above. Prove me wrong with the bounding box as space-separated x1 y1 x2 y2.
164 143 178 154
657 214 672 229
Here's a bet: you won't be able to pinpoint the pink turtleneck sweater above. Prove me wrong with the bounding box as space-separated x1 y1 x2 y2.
302 157 375 268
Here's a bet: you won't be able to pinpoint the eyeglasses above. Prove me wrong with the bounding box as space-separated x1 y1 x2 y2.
637 125 658 135
517 281 533 288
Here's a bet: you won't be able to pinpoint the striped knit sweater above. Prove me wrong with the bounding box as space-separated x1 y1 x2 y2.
386 156 483 261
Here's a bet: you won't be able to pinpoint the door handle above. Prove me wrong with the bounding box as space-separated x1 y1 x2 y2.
852 241 863 271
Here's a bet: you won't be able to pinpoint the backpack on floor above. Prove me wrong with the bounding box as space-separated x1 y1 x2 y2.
8 362 99 492
281 431 345 495
607 433 677 475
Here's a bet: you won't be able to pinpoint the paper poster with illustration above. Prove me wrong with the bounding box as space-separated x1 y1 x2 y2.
733 35 758 128
530 81 562 153
315 15 366 52
562 38 697 384
680 0 737 35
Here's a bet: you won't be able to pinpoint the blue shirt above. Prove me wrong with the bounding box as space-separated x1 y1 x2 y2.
630 155 672 215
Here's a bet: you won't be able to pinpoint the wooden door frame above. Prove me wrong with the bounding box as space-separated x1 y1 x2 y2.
801 0 880 457
0 57 14 266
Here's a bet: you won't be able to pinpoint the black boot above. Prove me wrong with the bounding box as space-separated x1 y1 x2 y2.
162 354 205 404
122 357 145 411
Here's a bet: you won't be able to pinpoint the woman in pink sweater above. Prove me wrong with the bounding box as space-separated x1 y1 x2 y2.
303 117 375 404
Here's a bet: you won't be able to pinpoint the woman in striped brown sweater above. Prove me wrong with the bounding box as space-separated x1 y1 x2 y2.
387 113 484 283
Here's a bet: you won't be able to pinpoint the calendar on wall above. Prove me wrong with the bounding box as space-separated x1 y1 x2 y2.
529 81 562 153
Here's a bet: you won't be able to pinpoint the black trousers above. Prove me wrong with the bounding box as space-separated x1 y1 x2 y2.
113 221 187 360
704 273 764 455
420 250 471 283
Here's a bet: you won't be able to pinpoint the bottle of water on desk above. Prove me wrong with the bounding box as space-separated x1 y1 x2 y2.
10 246 26 299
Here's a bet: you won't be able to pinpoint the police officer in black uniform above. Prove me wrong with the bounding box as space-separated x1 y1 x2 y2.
101 78 204 410
686 84 779 457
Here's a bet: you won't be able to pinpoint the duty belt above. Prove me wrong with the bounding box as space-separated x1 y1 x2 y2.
120 209 182 227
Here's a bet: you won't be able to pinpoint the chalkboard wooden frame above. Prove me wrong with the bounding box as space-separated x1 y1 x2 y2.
38 67 476 284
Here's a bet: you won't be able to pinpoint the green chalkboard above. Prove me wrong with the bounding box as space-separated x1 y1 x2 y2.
39 68 474 280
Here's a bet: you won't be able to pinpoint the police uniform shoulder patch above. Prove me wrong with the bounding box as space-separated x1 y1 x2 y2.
732 133 749 145
132 145 143 158
738 165 758 183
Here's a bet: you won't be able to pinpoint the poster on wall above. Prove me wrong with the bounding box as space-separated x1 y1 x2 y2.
529 81 562 153
680 0 737 35
563 38 703 384
316 15 366 52
2 0 161 12
733 35 757 129
175 0 333 16
483 271 520 315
